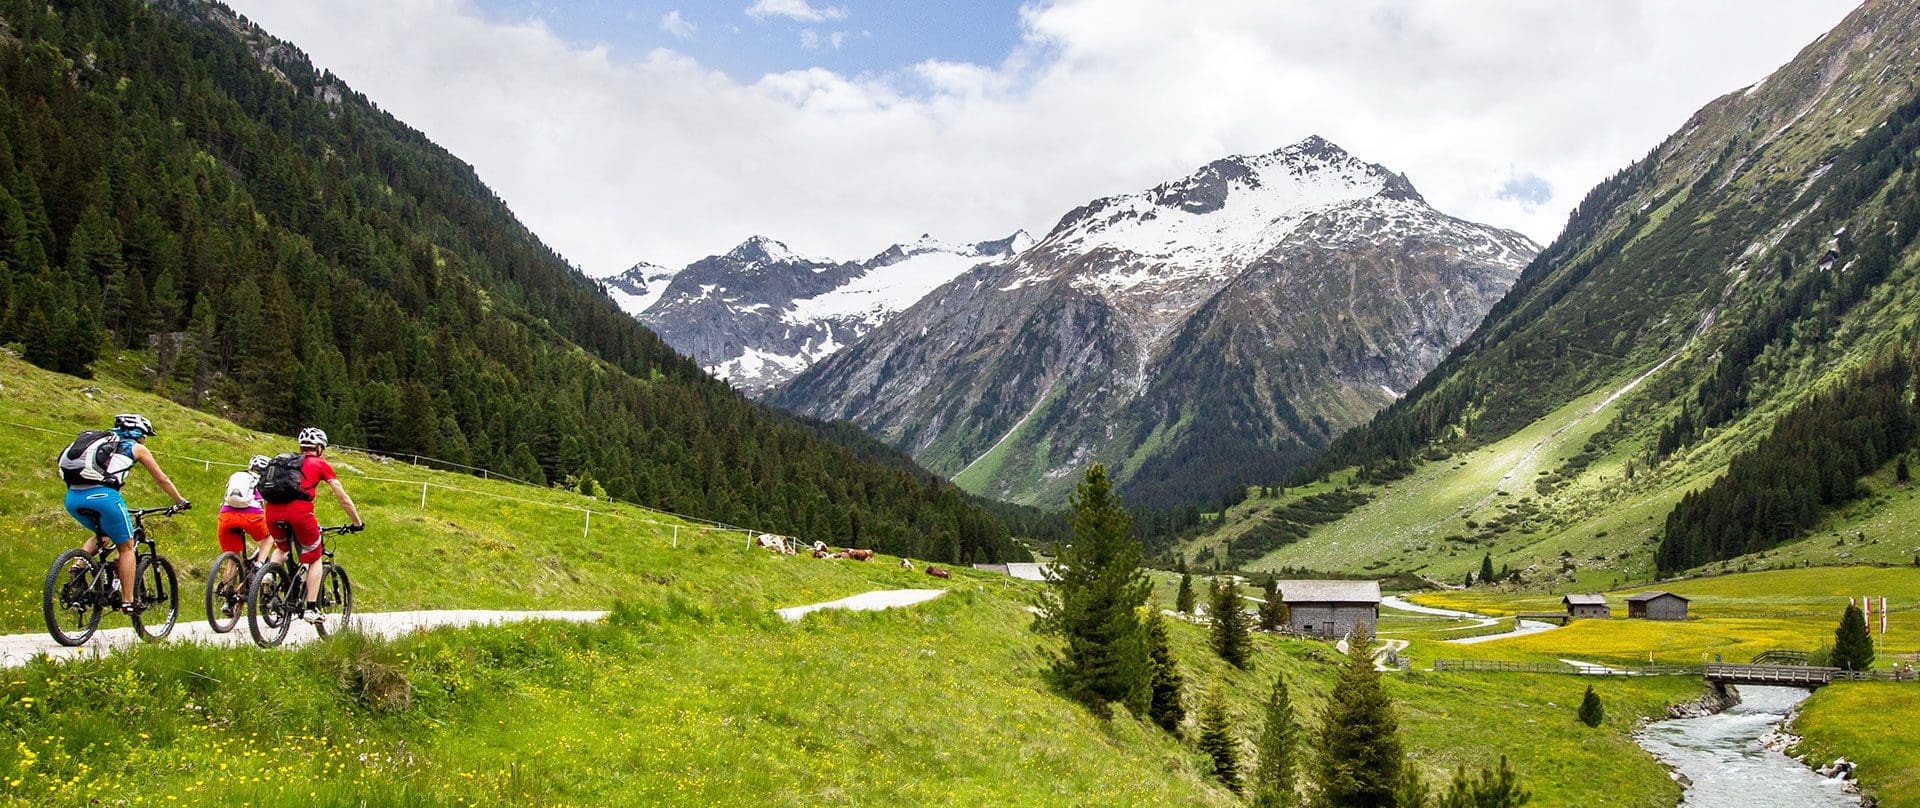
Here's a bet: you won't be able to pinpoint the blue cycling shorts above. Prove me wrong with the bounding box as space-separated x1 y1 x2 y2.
65 487 134 546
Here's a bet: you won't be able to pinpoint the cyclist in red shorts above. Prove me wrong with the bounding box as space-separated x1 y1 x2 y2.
260 428 363 626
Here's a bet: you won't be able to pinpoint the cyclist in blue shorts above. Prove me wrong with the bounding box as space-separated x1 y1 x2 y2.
59 414 190 613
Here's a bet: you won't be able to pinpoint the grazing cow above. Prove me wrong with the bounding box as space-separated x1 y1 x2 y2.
812 549 830 559
900 559 914 571
846 549 875 561
925 565 951 579
829 551 849 559
756 534 796 555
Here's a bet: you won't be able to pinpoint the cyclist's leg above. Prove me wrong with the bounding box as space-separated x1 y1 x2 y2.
265 517 293 565
68 489 137 607
289 513 327 608
242 512 274 565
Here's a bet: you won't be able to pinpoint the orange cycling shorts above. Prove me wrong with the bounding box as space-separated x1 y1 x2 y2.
217 510 269 554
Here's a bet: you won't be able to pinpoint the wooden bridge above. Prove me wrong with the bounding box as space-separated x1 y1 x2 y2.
1705 663 1841 687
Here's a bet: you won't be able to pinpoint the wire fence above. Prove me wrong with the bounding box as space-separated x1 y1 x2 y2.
3 418 786 550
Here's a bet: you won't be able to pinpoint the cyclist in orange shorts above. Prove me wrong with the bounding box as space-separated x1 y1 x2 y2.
217 455 274 564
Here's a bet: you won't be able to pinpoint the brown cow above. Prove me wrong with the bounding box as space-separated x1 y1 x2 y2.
846 549 875 561
925 565 951 579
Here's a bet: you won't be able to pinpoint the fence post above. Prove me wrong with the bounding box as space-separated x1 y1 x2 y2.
672 525 678 548
419 482 428 510
584 509 591 538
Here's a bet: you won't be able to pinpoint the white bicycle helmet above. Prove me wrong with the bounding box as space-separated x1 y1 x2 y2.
113 413 155 437
297 427 329 449
248 454 272 472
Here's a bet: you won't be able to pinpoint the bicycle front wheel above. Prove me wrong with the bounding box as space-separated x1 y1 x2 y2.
132 555 179 642
204 552 248 633
42 549 103 647
315 564 353 637
245 563 294 648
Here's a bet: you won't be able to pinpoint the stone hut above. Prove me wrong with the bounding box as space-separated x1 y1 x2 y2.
1627 591 1689 620
1562 594 1611 619
1277 580 1381 639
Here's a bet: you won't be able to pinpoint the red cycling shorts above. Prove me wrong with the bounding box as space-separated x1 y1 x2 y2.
263 505 324 565
216 510 269 554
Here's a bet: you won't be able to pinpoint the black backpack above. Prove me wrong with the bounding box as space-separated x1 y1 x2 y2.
57 430 131 488
256 453 312 504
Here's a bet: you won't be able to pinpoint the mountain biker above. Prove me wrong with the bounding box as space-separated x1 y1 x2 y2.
261 428 362 627
60 414 190 613
218 455 274 565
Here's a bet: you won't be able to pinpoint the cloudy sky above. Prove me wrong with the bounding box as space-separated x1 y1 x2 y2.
230 0 1858 274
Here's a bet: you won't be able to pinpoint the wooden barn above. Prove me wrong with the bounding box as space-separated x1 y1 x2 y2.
1277 580 1381 639
1627 591 1689 620
1562 594 1611 619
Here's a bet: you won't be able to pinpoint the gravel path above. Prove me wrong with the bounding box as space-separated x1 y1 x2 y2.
776 589 947 621
1380 595 1562 645
0 610 606 668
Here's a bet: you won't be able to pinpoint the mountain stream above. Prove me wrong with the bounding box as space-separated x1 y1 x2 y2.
1634 685 1858 807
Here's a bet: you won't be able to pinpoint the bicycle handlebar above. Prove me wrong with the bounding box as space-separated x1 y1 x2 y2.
128 503 190 518
319 524 364 536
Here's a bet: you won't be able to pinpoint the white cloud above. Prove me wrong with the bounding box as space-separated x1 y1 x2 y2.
228 0 1859 274
746 0 845 24
658 10 695 40
798 29 819 50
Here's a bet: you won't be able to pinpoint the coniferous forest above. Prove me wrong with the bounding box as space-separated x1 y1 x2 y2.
0 0 1022 563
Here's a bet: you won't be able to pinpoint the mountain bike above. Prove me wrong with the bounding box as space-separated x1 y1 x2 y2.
245 522 357 647
204 528 266 633
42 504 185 647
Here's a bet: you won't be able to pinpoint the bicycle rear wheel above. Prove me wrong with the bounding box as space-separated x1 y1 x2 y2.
245 564 294 648
315 564 353 637
42 549 103 647
204 552 248 633
132 555 179 641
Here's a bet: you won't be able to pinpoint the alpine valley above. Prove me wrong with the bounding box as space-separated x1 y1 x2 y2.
766 138 1538 508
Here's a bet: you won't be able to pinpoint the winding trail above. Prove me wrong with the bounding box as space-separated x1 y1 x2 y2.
1379 595 1561 645
776 589 947 621
0 610 607 669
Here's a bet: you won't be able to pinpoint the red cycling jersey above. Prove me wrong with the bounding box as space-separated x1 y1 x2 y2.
262 453 338 565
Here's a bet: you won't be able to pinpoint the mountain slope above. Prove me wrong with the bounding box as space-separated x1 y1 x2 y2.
0 0 1018 563
613 232 1030 393
775 138 1537 508
1194 0 1920 583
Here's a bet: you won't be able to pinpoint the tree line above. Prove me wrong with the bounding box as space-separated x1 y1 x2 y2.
0 0 1023 563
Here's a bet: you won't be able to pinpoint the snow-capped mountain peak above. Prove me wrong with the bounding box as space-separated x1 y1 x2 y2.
724 235 805 267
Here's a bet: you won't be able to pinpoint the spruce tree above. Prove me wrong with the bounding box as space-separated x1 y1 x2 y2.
1211 576 1254 670
1198 684 1241 793
1177 572 1198 614
1832 603 1875 672
1037 464 1152 716
1437 756 1530 808
1259 576 1287 632
1577 685 1603 728
1315 628 1403 807
1478 554 1496 588
1145 608 1185 734
1252 673 1300 808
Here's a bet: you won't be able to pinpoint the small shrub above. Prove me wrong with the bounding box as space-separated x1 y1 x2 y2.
1578 686 1603 728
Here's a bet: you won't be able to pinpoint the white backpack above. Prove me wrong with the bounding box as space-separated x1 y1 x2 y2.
224 470 261 509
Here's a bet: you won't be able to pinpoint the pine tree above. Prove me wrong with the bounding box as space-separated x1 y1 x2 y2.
1832 603 1875 672
1577 685 1603 728
1259 576 1286 632
1198 684 1241 793
1145 608 1185 734
1211 576 1254 669
1176 572 1197 614
1478 554 1496 588
1437 756 1530 808
1315 629 1403 807
1038 464 1152 716
1252 673 1300 808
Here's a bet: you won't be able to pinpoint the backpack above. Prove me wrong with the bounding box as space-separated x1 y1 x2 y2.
224 471 261 510
58 430 134 488
256 453 312 504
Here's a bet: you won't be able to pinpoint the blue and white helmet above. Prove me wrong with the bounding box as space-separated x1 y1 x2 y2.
113 413 155 438
297 427 329 449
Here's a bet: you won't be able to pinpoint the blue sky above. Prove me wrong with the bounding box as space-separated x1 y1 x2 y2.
471 0 1030 81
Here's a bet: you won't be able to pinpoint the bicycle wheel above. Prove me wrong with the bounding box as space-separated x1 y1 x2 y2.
245 563 293 648
42 549 104 647
204 552 248 633
314 564 353 637
132 555 179 642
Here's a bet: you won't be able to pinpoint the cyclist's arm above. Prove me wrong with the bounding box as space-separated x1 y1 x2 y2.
326 478 363 526
132 444 188 506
